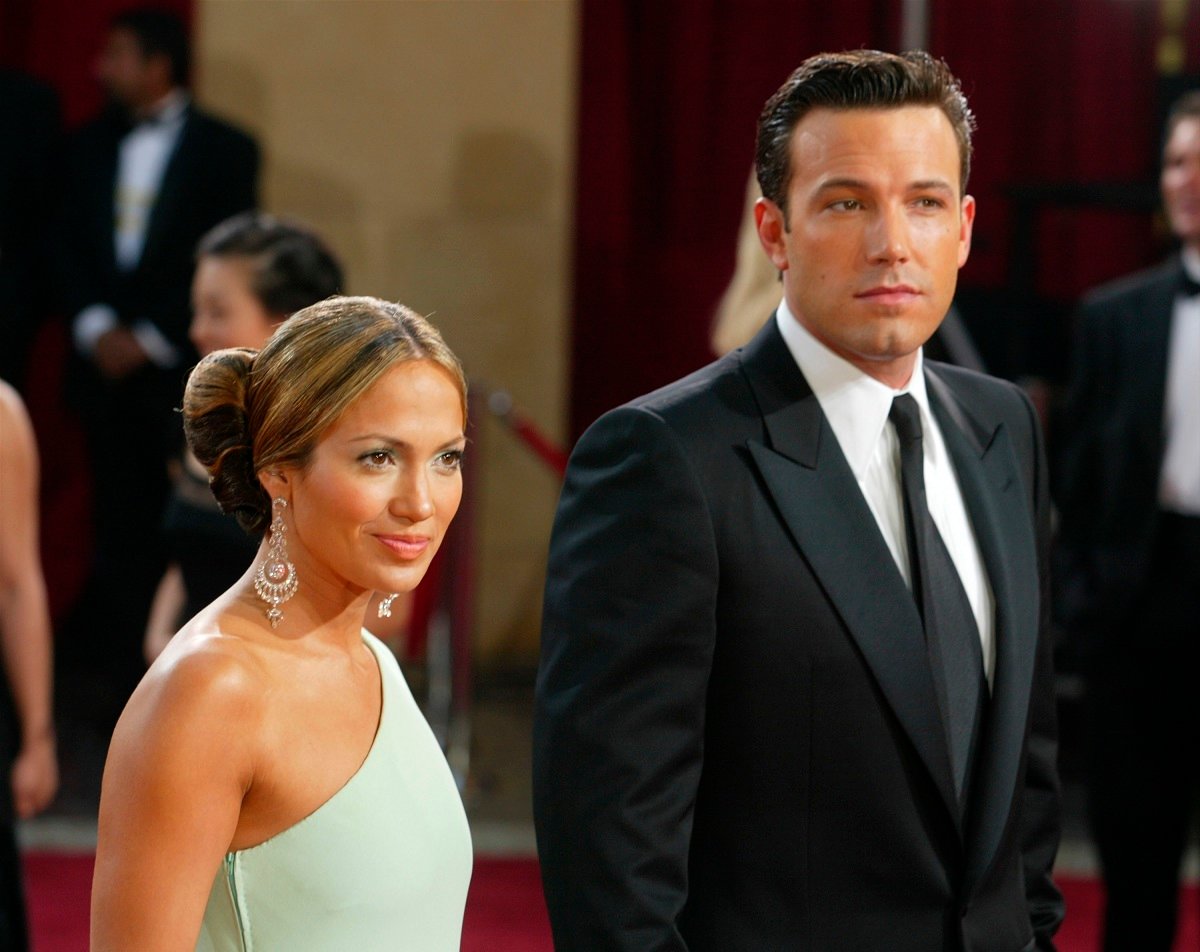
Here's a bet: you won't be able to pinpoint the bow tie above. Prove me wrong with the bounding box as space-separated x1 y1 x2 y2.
1181 270 1200 298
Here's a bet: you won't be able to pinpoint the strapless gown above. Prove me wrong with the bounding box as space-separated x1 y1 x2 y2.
196 631 472 951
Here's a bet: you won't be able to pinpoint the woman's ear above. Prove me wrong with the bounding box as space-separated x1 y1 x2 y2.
258 468 290 499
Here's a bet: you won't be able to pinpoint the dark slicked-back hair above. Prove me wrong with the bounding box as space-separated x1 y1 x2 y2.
111 7 190 87
756 50 975 217
197 212 344 317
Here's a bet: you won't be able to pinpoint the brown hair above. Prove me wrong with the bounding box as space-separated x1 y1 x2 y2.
183 296 467 536
755 49 976 218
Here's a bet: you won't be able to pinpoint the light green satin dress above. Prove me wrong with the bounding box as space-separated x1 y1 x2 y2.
196 632 472 951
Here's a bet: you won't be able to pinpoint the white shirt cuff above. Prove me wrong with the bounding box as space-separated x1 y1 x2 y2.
72 305 119 355
131 320 180 368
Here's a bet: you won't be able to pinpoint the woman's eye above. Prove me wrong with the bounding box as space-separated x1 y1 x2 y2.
435 450 464 472
361 450 394 469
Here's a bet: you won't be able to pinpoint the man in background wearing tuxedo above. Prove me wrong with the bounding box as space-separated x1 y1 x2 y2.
535 50 1061 951
1056 90 1200 952
59 8 258 691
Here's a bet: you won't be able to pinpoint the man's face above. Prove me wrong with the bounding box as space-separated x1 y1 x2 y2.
755 106 974 386
97 28 158 111
1163 116 1200 248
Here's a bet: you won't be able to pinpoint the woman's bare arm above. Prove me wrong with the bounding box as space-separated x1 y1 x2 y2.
144 564 186 664
91 642 261 950
0 382 57 817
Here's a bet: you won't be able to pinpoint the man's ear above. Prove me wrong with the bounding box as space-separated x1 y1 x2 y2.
754 197 790 272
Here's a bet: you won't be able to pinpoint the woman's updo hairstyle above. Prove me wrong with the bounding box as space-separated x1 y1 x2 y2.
196 211 344 315
183 296 467 536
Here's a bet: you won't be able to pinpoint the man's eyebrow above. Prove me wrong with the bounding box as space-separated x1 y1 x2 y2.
908 179 956 193
813 177 870 193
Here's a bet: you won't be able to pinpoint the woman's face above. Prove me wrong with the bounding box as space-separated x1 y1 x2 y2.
189 255 281 355
269 360 466 603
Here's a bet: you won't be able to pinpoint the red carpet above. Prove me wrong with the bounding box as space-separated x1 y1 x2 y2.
20 852 1199 951
22 852 554 951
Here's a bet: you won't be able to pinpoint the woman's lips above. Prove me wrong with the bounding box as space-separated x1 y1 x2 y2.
376 535 431 559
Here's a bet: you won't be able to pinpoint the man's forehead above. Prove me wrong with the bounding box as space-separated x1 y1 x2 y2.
787 106 959 177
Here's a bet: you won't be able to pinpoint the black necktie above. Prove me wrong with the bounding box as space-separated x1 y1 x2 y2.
890 394 986 806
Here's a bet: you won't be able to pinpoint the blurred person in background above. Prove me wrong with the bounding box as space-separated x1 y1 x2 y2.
92 298 472 950
143 212 344 663
0 382 60 951
0 70 60 394
1056 89 1200 952
57 7 258 694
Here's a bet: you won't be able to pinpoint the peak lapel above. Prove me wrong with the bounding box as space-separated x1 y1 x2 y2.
740 323 959 825
926 369 1040 892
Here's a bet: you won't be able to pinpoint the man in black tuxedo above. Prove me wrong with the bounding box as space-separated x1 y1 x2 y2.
535 50 1062 951
1056 90 1200 952
58 8 258 686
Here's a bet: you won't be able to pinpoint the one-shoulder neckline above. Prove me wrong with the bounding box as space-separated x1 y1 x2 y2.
227 631 388 856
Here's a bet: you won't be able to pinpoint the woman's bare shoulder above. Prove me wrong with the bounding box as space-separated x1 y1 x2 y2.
0 381 34 457
111 622 272 768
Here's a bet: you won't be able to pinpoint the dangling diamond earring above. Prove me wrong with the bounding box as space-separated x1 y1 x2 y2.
255 497 299 628
378 593 399 618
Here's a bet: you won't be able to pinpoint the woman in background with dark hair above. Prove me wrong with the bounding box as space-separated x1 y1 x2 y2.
143 213 343 662
93 297 472 949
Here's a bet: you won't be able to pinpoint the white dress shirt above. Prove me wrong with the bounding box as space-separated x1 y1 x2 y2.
72 90 189 367
1158 247 1200 515
775 301 997 686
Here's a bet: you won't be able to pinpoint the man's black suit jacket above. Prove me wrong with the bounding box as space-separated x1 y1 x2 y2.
1055 256 1183 636
534 319 1062 952
58 102 259 357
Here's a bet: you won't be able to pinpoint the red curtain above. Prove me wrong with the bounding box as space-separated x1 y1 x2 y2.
570 0 1200 434
928 0 1199 298
569 0 899 436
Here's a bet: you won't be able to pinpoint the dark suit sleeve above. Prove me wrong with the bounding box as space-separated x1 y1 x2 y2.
533 405 717 952
1052 301 1107 635
208 127 259 222
1018 387 1065 950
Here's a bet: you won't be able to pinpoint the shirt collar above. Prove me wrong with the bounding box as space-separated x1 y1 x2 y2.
774 298 932 479
1182 246 1200 284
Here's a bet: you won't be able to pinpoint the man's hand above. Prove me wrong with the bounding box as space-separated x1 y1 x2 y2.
11 733 58 819
93 326 150 380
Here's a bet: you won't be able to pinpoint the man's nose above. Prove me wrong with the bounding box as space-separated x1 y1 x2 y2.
866 205 911 264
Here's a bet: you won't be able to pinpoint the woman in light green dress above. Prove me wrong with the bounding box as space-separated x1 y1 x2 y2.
91 297 473 951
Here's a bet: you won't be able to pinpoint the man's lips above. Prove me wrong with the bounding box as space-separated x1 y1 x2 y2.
375 535 431 559
856 284 921 304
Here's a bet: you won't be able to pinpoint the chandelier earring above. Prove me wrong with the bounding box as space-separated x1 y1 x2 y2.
255 497 299 628
378 593 399 619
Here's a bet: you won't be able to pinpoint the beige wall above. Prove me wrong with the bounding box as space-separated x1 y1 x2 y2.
195 0 578 663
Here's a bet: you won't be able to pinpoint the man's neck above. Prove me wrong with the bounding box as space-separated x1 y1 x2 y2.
131 86 182 122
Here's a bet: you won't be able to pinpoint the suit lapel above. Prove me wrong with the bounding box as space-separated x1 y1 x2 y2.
740 323 960 825
1127 261 1179 447
925 368 1039 892
139 109 194 272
